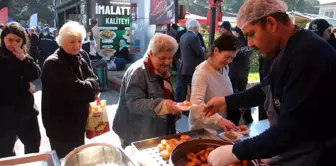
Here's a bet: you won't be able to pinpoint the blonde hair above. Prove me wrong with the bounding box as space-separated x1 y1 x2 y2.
28 27 36 32
146 33 178 56
57 21 86 46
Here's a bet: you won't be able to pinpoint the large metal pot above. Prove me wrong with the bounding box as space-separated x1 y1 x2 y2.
61 143 138 166
169 139 259 166
169 139 231 166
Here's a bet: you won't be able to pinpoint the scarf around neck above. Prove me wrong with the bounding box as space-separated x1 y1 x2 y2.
143 55 176 135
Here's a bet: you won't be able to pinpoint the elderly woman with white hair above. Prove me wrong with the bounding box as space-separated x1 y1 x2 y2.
113 33 183 147
41 21 99 158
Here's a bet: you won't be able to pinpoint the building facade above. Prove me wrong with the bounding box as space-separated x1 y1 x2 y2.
319 2 336 19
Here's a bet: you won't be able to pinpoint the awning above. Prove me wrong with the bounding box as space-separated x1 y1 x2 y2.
178 12 207 24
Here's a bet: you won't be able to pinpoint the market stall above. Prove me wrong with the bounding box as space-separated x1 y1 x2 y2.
0 120 269 166
178 12 207 24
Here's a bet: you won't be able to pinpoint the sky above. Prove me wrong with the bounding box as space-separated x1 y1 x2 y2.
320 0 336 4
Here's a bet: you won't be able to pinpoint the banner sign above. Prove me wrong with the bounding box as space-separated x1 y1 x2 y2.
150 0 175 25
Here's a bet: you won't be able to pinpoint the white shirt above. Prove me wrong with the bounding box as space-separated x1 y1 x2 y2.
189 60 234 130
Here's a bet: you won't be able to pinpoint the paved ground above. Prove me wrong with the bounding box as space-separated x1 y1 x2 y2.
13 79 258 156
13 80 121 156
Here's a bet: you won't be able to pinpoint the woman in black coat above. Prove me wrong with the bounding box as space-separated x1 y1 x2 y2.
41 21 99 158
109 39 129 70
0 22 41 157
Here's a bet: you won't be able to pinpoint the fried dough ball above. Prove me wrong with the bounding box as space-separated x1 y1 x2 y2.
204 151 209 159
191 158 202 165
157 143 166 151
181 101 192 106
200 164 210 166
166 143 176 152
225 131 238 139
161 139 169 146
180 135 191 140
239 125 248 131
160 150 170 160
186 152 197 161
169 138 179 145
200 155 207 162
196 150 205 156
206 147 215 152
185 162 196 166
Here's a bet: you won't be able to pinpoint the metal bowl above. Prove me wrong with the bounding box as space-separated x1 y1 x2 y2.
169 139 232 166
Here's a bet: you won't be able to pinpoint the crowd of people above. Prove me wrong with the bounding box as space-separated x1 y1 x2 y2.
1 0 336 165
0 21 99 159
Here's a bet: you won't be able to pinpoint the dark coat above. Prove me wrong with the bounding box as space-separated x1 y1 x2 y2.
0 46 41 135
29 33 39 61
38 34 58 59
228 30 336 166
229 37 252 82
41 48 99 141
179 31 205 75
197 32 206 51
114 47 129 61
327 33 336 50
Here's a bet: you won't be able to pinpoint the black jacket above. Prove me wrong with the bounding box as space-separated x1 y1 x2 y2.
38 34 58 58
114 47 129 61
227 30 336 165
197 32 206 50
327 33 336 50
229 37 252 81
174 29 187 59
41 48 99 141
29 34 39 61
179 31 205 75
0 46 41 135
258 56 272 82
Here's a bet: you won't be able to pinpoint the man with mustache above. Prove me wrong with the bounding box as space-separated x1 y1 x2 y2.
204 0 336 165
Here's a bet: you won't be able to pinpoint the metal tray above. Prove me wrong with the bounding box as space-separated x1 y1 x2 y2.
120 147 138 166
0 151 60 166
131 129 219 166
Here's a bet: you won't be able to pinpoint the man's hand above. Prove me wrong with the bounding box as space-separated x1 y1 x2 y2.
28 82 35 94
203 97 226 117
208 145 239 166
217 118 239 131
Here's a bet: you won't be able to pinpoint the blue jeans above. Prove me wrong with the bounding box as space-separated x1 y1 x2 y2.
114 58 128 70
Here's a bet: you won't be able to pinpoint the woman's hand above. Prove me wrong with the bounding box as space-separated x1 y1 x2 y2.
12 45 26 61
217 118 239 131
166 100 183 115
28 82 35 94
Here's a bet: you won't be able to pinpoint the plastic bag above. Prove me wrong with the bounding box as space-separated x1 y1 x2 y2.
86 96 110 139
